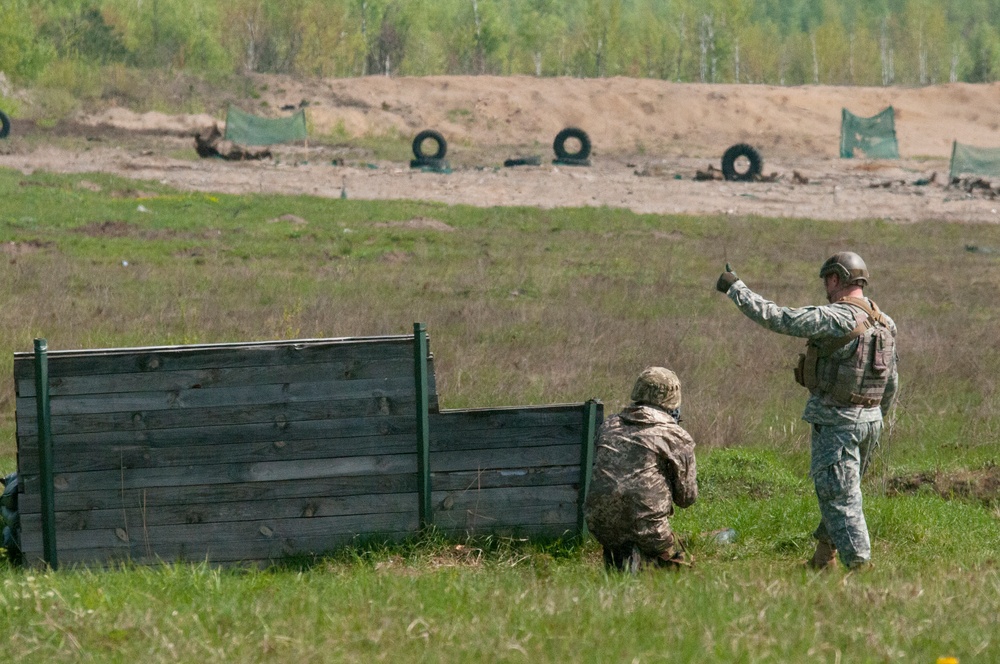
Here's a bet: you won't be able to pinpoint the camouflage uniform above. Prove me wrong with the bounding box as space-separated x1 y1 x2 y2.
585 404 698 565
725 280 898 567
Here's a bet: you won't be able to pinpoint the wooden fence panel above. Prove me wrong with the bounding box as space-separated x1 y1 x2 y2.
12 332 599 567
14 336 427 567
428 403 602 538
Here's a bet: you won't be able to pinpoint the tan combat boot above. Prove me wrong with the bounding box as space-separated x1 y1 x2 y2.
807 539 838 570
656 547 694 570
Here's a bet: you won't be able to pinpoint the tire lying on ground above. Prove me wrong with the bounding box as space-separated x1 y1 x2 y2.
0 110 10 139
553 127 591 161
409 157 448 170
721 143 763 181
412 129 447 160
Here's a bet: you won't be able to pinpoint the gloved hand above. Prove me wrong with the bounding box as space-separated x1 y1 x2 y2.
715 263 739 293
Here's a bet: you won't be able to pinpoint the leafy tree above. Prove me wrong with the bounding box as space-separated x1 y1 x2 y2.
0 0 54 82
964 22 1000 82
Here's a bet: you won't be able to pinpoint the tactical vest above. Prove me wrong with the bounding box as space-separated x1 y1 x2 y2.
794 297 895 408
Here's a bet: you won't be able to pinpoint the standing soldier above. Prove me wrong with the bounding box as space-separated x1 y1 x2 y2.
715 252 898 570
585 367 698 572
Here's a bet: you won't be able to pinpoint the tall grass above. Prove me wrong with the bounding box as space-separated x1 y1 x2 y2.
1 167 999 661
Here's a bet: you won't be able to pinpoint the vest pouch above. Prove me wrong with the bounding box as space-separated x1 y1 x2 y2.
871 328 893 374
794 353 806 386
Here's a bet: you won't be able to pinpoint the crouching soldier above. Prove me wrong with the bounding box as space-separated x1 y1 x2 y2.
585 367 698 572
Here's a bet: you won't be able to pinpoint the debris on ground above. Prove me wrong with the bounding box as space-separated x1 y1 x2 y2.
913 172 938 186
792 170 809 184
695 165 724 180
634 163 673 177
951 176 999 198
194 125 272 161
868 179 907 188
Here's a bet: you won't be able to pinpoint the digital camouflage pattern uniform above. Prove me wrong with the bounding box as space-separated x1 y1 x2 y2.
725 280 898 567
585 404 698 565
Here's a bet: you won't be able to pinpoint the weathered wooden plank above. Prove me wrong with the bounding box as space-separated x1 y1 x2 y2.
19 433 418 476
430 423 583 453
19 473 417 513
18 412 418 455
432 501 577 532
20 511 420 565
16 391 417 436
432 522 577 540
430 445 581 473
12 336 416 381
16 356 416 400
430 406 588 433
430 466 580 492
21 510 418 554
17 453 418 494
433 485 577 516
47 491 416 531
19 445 576 496
21 528 419 567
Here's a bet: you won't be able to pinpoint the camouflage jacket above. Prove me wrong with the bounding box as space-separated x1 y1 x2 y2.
585 405 697 547
726 280 899 426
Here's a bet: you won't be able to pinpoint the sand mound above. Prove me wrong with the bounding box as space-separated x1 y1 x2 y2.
6 76 1000 223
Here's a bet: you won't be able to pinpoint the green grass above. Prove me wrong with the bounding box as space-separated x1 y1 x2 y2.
1 166 999 661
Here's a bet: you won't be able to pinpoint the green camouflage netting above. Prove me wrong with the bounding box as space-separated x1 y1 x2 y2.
949 141 1000 181
840 107 899 159
224 105 307 146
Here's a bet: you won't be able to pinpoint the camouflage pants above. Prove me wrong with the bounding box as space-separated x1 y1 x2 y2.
586 498 676 561
810 421 881 567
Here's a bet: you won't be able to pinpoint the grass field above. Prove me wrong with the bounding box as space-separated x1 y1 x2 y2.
1 166 998 662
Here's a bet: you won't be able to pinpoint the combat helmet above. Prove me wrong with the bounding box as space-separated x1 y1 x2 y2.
631 367 681 410
819 251 869 287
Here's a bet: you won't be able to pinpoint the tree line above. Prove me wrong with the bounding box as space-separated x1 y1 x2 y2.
2 0 999 86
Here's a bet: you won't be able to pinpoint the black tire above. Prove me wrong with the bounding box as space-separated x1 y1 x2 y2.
721 143 762 182
0 110 10 139
553 127 591 161
412 129 447 160
410 157 447 170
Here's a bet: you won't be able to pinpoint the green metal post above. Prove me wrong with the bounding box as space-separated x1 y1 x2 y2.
34 338 58 570
576 399 599 539
413 323 432 529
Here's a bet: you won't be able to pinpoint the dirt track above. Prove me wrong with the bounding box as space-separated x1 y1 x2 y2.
2 75 999 223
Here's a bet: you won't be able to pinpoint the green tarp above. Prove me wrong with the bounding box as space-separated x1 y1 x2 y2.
224 105 307 146
840 107 900 159
949 141 1000 181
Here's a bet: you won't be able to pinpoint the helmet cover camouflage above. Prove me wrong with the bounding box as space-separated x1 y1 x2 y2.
631 367 682 410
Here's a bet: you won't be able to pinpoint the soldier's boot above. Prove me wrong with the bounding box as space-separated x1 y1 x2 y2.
655 546 694 570
807 539 838 570
846 560 874 573
603 544 642 574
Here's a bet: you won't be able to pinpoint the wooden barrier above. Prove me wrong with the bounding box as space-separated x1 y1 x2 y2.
430 403 600 538
12 328 601 568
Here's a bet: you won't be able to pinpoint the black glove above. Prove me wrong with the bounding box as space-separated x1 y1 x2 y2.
715 263 739 293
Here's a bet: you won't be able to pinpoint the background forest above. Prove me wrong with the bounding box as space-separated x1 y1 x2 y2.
2 0 1000 93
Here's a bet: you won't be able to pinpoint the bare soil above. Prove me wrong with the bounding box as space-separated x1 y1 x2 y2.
3 75 1000 223
888 466 1000 506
